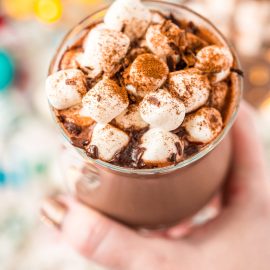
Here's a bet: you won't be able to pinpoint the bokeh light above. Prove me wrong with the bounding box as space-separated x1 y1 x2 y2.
2 0 35 19
34 0 63 23
0 50 15 91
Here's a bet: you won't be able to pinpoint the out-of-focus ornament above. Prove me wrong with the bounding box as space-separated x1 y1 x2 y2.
74 0 102 4
0 50 15 91
249 65 270 87
0 15 6 28
34 0 63 23
2 0 34 19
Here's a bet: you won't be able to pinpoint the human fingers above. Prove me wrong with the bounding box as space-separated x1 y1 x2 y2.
224 101 269 207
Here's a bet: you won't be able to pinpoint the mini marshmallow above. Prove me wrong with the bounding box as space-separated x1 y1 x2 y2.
124 53 169 98
210 81 228 110
169 68 210 113
151 11 166 24
183 107 223 144
140 88 186 131
104 0 151 40
140 128 184 166
46 69 87 110
82 78 129 124
145 20 186 58
81 27 130 76
195 45 233 82
115 104 148 131
88 123 130 161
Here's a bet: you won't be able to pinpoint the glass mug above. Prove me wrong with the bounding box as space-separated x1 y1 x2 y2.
49 1 243 229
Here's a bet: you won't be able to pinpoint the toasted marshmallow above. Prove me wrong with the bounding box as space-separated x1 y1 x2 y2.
169 68 210 113
82 78 129 124
140 128 184 166
124 53 169 98
115 104 148 131
60 104 94 127
88 124 130 161
81 27 130 76
104 0 151 40
46 69 87 110
195 45 233 82
140 89 186 131
210 81 228 110
145 21 186 58
183 107 223 144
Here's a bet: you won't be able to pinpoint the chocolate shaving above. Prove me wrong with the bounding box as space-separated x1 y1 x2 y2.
166 55 175 72
121 23 127 33
110 149 122 163
87 145 99 159
172 126 186 136
175 142 182 156
230 68 244 77
82 140 90 147
147 96 161 107
184 144 199 156
167 153 177 163
128 93 137 104
133 147 146 166
58 115 66 123
168 13 181 27
168 42 180 54
186 21 200 35
176 58 187 70
64 122 82 136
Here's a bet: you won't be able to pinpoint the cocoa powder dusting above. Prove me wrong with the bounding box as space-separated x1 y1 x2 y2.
136 54 167 79
65 79 77 85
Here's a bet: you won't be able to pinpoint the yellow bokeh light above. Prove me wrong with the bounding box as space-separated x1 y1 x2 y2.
74 0 102 4
2 0 35 19
34 0 63 23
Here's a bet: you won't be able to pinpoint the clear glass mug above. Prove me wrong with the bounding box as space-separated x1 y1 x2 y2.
49 1 243 229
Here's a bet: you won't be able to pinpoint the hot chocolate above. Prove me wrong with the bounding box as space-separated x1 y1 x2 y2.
47 0 242 228
46 0 240 170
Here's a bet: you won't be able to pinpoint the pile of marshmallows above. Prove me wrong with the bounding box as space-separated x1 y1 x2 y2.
46 0 233 166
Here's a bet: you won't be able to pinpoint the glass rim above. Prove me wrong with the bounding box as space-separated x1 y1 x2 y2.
49 0 243 176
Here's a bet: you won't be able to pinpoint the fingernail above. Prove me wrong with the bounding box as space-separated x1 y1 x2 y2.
40 197 68 230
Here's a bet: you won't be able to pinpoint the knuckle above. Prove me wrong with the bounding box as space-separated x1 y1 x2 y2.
76 216 110 258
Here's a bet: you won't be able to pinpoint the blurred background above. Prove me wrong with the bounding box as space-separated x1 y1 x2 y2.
0 0 269 269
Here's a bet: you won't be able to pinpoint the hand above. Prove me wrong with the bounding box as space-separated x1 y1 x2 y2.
41 102 270 270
